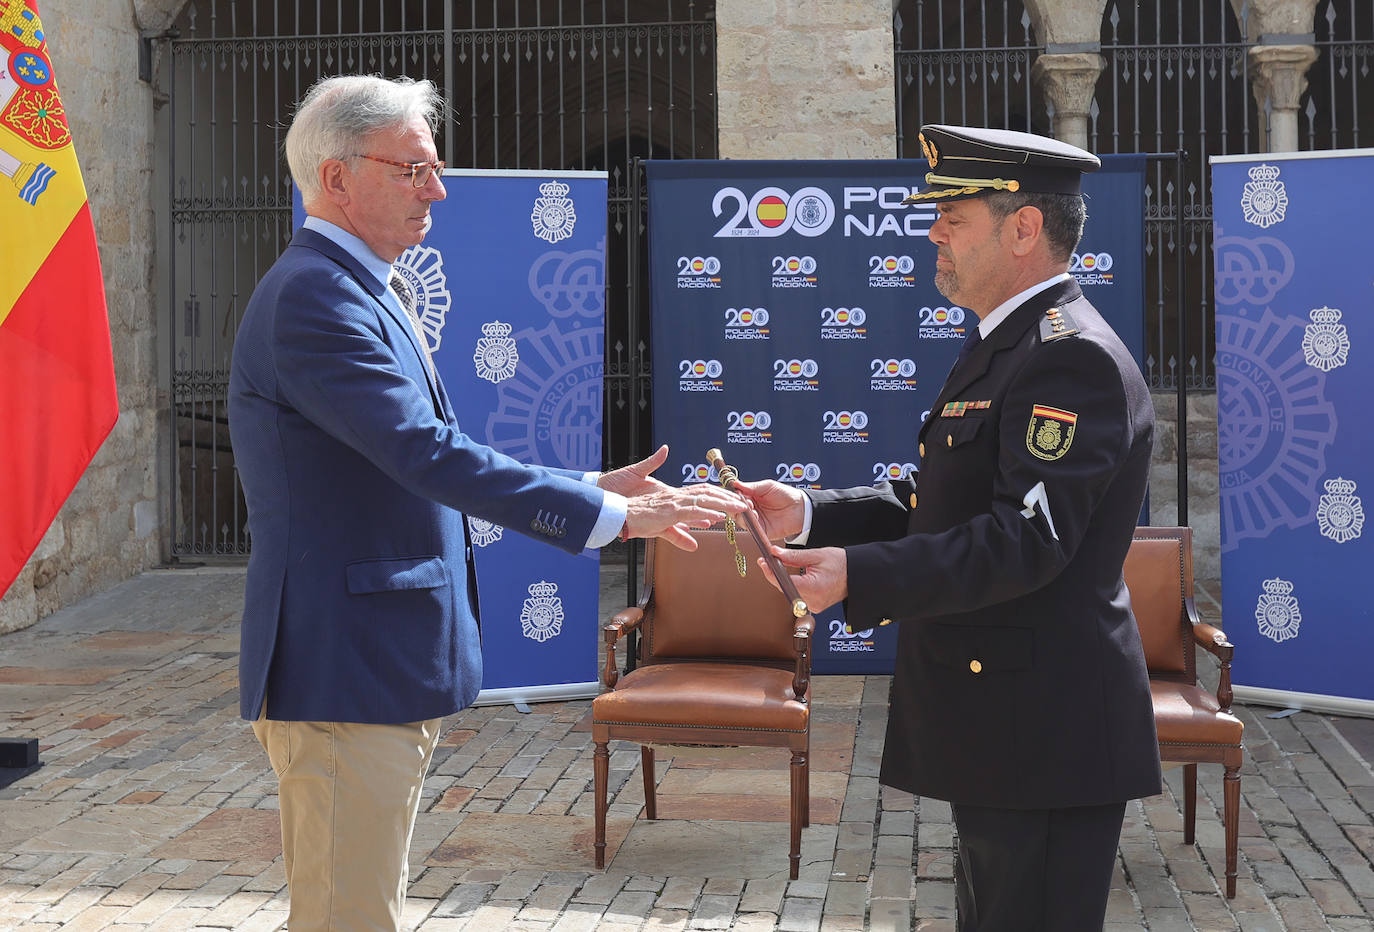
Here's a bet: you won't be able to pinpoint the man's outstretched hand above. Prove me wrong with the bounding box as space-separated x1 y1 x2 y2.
600 445 747 550
597 444 674 498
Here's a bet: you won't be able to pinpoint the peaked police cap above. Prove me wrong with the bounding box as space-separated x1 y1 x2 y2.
902 124 1101 204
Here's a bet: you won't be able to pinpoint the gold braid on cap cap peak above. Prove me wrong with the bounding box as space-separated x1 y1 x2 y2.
926 172 1021 192
902 172 1022 202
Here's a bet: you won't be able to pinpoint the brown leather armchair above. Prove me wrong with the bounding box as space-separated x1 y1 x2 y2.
1124 525 1244 897
592 525 815 879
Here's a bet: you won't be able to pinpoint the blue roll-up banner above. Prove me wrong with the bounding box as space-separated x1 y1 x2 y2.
646 158 1145 674
295 170 607 704
1212 150 1374 716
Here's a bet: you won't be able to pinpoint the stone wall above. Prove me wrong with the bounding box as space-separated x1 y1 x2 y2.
1150 392 1221 580
716 0 895 159
0 0 186 634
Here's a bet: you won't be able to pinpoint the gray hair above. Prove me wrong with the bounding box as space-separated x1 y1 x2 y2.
983 190 1087 263
285 75 443 204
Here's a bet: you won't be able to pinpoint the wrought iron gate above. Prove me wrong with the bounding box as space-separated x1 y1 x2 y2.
160 0 717 558
895 0 1374 393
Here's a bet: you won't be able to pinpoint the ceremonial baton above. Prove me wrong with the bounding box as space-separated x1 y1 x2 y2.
707 447 809 619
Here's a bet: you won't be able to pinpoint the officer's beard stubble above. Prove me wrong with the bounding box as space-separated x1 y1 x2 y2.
933 250 959 304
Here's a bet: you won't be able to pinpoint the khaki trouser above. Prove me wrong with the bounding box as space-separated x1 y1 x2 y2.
253 712 442 932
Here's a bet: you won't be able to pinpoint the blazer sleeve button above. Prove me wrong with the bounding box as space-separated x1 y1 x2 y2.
969 659 983 674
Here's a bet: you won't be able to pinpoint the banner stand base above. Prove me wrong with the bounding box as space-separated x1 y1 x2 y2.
473 681 601 708
1234 685 1374 719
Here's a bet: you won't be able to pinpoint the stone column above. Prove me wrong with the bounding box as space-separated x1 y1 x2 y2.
1032 51 1105 150
1250 43 1319 153
716 0 895 159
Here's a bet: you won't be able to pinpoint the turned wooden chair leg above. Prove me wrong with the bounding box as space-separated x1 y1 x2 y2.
789 749 805 880
1224 764 1240 899
641 745 657 820
594 742 609 869
1183 762 1198 845
801 745 810 828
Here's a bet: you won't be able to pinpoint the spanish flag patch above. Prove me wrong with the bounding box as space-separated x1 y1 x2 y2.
1026 404 1077 461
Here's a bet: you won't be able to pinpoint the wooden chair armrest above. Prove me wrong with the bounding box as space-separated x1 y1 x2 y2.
1191 619 1234 662
1187 602 1235 714
602 607 645 689
791 614 815 703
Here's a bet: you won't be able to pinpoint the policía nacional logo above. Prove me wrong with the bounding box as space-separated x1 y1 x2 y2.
712 184 836 238
1025 404 1077 461
827 617 876 653
1254 577 1301 643
520 580 565 642
486 321 603 471
1216 308 1338 551
393 245 452 353
529 240 603 318
473 320 519 384
1213 226 1294 309
466 516 504 548
1316 477 1364 544
1301 306 1350 372
531 180 576 244
1240 163 1288 229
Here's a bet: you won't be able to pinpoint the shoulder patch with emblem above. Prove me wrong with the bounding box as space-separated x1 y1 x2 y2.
1026 404 1077 460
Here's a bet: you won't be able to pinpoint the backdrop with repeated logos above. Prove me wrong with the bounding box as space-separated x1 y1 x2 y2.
646 158 1145 673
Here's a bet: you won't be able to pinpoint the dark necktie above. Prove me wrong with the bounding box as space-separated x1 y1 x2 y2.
953 326 983 369
389 270 434 376
389 271 417 318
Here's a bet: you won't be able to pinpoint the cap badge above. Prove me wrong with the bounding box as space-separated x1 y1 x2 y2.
919 132 940 169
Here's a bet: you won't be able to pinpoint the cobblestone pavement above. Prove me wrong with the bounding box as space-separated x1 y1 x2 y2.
0 564 1372 931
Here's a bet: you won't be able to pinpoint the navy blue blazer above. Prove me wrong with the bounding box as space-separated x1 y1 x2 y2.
229 227 603 724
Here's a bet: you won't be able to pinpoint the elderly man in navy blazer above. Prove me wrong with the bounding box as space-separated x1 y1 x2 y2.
736 125 1161 931
228 74 741 932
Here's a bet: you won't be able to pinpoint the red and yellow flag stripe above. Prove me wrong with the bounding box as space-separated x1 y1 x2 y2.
1031 404 1077 425
0 0 118 597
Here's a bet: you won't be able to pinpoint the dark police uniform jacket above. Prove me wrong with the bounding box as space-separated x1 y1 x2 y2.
808 277 1162 809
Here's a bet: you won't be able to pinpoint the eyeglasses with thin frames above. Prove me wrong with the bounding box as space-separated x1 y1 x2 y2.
351 153 445 188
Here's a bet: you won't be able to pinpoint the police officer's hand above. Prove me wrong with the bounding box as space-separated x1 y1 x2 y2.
623 484 746 551
729 478 806 541
758 545 848 614
597 443 673 497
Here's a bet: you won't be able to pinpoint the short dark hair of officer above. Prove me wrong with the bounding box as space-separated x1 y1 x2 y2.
904 124 1100 262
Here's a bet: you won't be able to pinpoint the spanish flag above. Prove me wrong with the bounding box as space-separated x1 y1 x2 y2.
0 1 118 598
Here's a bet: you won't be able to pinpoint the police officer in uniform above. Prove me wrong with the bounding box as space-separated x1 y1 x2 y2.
735 125 1161 930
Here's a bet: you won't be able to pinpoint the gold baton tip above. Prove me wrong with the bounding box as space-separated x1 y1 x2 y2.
792 599 808 618
706 447 722 464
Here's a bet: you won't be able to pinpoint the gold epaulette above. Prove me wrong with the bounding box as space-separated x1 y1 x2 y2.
1040 305 1079 342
